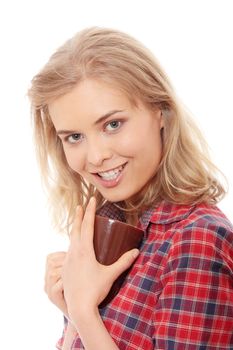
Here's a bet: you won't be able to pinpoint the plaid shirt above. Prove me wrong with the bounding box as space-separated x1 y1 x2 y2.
57 201 233 349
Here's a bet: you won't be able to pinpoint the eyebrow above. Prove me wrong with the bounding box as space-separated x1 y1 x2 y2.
57 109 124 135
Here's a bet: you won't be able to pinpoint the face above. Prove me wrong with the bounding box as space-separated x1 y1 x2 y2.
49 79 164 203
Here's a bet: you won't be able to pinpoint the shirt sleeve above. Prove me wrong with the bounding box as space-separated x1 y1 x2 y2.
153 224 233 349
56 317 68 350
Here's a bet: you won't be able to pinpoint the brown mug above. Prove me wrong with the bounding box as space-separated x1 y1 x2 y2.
94 215 144 308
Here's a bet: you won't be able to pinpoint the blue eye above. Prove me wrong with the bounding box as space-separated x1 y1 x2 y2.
105 120 121 131
66 133 83 144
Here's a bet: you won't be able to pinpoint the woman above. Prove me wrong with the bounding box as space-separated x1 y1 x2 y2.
28 27 233 349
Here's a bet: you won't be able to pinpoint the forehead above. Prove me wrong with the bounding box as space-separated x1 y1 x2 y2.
48 79 137 126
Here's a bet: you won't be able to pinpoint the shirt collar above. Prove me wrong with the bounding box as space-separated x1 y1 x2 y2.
97 200 195 233
139 200 195 232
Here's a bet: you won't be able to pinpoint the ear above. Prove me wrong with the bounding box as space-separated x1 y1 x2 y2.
157 109 165 129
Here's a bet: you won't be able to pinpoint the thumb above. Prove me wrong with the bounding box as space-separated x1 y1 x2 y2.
110 249 140 280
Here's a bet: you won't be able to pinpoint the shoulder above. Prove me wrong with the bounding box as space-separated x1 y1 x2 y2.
167 203 233 272
148 202 233 266
149 201 233 241
179 203 233 246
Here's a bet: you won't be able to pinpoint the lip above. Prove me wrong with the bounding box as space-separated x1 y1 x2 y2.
92 163 127 189
91 163 127 175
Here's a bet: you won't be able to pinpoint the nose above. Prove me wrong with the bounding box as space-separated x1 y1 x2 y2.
86 136 112 167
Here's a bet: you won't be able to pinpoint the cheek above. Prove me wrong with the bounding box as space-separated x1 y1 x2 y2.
117 126 162 158
63 148 84 173
114 131 141 155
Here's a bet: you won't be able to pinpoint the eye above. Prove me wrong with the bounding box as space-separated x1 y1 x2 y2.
65 133 83 144
105 120 121 132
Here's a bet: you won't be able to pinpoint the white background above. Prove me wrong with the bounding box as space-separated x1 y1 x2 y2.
0 1 232 348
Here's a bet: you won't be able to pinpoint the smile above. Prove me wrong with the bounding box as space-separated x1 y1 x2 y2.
97 164 125 181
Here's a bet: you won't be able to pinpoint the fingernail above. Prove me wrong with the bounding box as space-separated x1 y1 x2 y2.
90 196 96 204
132 249 139 258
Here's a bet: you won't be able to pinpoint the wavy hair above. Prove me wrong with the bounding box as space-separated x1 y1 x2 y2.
28 27 226 232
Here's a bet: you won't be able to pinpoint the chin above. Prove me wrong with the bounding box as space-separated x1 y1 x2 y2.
99 189 125 202
102 195 126 203
100 190 134 204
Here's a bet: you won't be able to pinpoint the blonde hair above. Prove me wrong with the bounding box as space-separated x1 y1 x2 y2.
28 27 226 232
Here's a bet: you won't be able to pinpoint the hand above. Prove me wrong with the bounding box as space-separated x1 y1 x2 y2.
44 251 68 317
61 197 139 324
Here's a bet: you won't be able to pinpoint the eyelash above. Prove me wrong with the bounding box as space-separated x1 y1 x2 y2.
104 119 122 132
64 133 83 144
63 119 123 145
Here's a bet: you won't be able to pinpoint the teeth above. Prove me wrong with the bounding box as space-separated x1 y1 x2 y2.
98 165 123 181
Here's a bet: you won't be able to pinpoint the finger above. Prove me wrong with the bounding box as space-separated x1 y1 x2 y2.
45 278 67 314
45 275 63 296
46 252 67 269
44 267 63 291
45 266 63 282
70 205 83 241
109 249 140 281
51 279 69 318
52 278 63 294
46 251 66 263
80 197 96 243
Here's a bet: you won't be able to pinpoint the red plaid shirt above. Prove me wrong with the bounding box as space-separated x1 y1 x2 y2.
57 201 233 349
